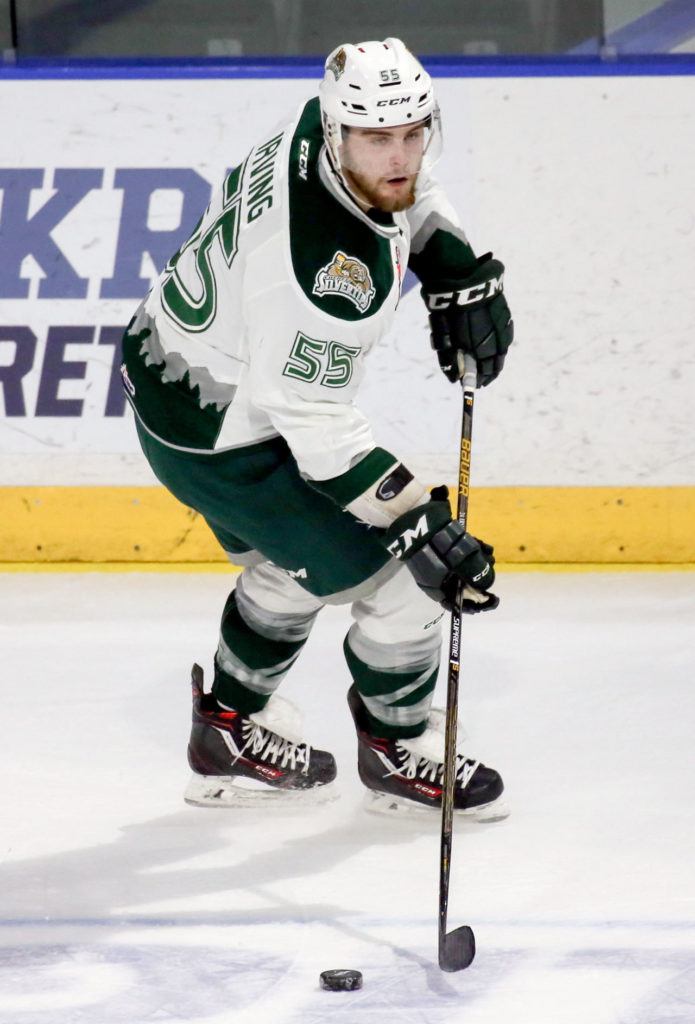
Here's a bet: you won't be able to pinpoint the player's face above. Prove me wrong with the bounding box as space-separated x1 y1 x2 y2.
340 121 426 212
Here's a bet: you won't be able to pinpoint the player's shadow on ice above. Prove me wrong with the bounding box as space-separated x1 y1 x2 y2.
0 802 485 998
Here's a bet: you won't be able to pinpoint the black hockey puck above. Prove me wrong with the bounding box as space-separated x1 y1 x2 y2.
319 969 363 992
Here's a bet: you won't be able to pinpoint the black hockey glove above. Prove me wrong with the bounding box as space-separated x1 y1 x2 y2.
382 489 499 613
423 253 514 387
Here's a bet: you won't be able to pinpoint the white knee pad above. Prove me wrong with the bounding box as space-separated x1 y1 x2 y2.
235 562 324 643
238 561 325 616
351 563 445 650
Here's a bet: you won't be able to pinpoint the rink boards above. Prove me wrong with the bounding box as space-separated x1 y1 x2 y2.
1 484 694 565
1 64 694 563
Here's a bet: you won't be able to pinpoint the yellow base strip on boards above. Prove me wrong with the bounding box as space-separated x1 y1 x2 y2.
1 485 694 564
1 562 694 575
0 561 239 574
466 485 695 563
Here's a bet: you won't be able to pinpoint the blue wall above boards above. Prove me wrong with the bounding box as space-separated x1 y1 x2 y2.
1 53 695 79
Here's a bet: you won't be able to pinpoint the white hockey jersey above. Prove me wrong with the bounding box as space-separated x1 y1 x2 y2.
122 96 474 489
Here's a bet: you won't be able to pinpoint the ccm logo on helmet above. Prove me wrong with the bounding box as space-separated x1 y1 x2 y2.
426 276 504 311
376 97 412 107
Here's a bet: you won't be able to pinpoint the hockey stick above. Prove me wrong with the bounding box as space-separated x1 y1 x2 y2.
438 353 478 972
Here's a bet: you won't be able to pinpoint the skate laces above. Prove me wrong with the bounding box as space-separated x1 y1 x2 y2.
395 745 479 790
240 719 311 774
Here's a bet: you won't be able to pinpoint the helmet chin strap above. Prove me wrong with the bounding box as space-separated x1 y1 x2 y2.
323 143 372 212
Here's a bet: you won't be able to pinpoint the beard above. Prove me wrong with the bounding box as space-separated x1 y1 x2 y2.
343 168 417 213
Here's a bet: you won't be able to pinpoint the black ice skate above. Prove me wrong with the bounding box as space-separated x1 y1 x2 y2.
184 664 338 807
347 684 508 822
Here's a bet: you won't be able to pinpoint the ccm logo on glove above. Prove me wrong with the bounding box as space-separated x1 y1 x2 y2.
386 514 429 558
425 274 504 311
422 253 514 389
381 496 499 613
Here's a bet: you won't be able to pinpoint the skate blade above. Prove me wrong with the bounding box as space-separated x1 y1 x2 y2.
184 774 340 809
363 790 510 823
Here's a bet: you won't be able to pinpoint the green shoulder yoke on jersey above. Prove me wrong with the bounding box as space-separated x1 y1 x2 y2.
288 98 395 323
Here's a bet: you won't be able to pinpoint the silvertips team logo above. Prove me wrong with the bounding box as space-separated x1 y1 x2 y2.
313 251 376 313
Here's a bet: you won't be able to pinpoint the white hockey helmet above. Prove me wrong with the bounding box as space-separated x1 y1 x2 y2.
319 38 442 180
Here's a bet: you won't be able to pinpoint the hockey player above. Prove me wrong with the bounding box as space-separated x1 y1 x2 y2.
121 38 513 818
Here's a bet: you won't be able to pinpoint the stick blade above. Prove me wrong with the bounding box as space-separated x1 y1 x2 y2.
439 925 476 972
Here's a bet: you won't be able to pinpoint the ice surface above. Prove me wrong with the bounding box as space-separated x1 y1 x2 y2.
1 569 694 1023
